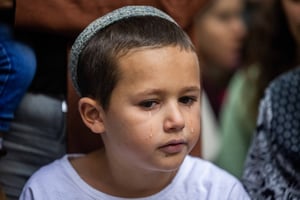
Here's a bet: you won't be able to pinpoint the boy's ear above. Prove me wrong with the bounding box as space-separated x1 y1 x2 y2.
78 97 105 134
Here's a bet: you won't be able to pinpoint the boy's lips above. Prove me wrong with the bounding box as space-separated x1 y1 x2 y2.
159 139 187 154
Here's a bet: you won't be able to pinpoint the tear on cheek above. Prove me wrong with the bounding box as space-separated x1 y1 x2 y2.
148 124 153 139
148 133 153 139
189 119 194 133
147 121 153 140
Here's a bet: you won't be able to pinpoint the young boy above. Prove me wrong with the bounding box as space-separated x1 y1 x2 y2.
20 6 250 199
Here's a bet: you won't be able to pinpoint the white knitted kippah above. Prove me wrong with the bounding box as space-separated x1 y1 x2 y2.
69 5 178 96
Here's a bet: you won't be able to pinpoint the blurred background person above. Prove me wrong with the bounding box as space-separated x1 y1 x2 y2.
0 1 37 199
195 0 246 119
194 0 246 161
0 0 36 157
215 0 300 178
242 66 300 199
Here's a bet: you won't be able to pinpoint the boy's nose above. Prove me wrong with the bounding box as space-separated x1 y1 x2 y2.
163 103 185 133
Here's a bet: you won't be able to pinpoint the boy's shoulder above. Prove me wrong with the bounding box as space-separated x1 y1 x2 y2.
27 154 79 181
20 154 84 199
180 156 250 199
182 156 238 183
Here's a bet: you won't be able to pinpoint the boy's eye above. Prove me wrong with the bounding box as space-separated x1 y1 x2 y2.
139 100 158 110
179 96 197 105
217 13 231 22
216 11 241 23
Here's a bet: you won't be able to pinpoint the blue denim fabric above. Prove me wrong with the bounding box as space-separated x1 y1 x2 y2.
0 24 36 132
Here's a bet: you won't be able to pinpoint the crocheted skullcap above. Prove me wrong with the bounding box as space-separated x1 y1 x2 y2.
70 5 178 96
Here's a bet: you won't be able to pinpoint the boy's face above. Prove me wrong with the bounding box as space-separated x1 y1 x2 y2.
101 46 201 172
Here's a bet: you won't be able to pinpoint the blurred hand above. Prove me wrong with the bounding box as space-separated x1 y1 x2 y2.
0 0 13 9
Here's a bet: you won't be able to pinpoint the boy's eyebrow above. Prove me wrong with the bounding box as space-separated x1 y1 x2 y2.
181 86 201 93
136 86 201 96
135 89 164 96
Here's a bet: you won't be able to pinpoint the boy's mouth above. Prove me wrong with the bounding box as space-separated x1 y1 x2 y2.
159 139 187 154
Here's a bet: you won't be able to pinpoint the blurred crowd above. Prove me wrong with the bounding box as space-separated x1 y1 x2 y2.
0 0 300 199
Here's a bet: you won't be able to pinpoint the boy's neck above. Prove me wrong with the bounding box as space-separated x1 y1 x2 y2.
71 149 178 198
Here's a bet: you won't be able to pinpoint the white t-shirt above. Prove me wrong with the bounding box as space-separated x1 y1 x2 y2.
20 155 250 200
